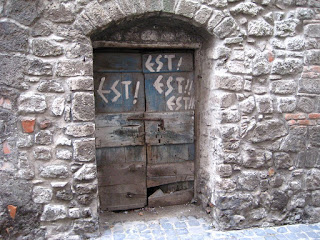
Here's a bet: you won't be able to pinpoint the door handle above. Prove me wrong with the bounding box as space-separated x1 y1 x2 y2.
127 117 164 130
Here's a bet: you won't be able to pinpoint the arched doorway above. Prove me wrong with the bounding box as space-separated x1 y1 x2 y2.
90 14 211 212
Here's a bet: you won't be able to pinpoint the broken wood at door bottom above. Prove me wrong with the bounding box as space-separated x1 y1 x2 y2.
148 189 193 207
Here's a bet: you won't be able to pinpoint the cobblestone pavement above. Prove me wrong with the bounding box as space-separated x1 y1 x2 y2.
97 215 320 240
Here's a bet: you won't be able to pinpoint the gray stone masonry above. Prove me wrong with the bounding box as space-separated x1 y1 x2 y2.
1 0 320 239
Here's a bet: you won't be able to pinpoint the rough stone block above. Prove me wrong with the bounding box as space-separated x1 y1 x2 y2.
37 80 64 93
68 78 94 91
213 17 238 39
311 191 320 207
280 127 307 152
17 134 33 148
162 0 175 13
306 169 320 190
238 172 260 191
72 92 95 121
242 146 272 168
297 97 315 113
66 123 95 137
32 40 63 57
299 78 320 94
35 130 53 145
56 148 73 160
275 19 299 37
252 53 271 76
256 96 273 113
250 119 288 143
175 0 199 18
296 148 319 168
18 93 47 114
76 194 94 205
31 21 52 37
5 0 41 26
69 208 92 219
66 42 93 60
51 97 65 116
270 190 288 210
240 96 255 114
56 60 93 77
227 61 247 74
271 58 303 75
27 59 53 76
74 183 97 195
1 21 28 53
32 186 53 203
40 204 67 221
56 188 73 201
194 5 212 25
73 219 99 235
305 50 320 65
73 138 95 162
74 164 97 181
309 126 320 147
39 165 69 179
274 152 292 169
230 2 263 16
216 75 244 91
305 24 320 38
34 147 51 161
221 110 241 123
271 80 297 95
286 37 305 50
0 55 27 89
217 164 232 177
248 19 273 36
277 97 297 113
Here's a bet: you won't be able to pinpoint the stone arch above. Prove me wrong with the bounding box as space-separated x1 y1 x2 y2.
82 0 229 227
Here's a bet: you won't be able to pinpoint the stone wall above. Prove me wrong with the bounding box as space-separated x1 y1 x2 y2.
0 0 320 239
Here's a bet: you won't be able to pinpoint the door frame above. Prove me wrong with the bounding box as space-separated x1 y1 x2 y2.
92 41 202 204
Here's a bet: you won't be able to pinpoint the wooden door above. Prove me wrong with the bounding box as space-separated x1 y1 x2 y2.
94 50 195 211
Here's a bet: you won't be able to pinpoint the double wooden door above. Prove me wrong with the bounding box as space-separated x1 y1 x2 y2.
94 49 195 211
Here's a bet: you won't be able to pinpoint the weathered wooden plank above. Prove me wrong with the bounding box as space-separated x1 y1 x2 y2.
96 146 146 166
99 184 146 211
148 189 193 207
98 162 146 187
147 161 194 188
94 52 141 72
144 72 195 112
147 144 195 164
142 53 193 73
94 72 145 113
145 112 194 145
95 113 145 148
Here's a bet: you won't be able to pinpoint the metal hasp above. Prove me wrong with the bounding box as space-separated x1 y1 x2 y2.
127 116 164 130
94 49 195 211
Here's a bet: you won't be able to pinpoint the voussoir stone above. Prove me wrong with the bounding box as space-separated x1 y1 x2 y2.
213 17 238 39
18 93 47 114
39 165 69 179
230 2 263 16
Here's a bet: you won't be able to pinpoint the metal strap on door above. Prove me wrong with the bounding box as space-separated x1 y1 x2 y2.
94 50 195 211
